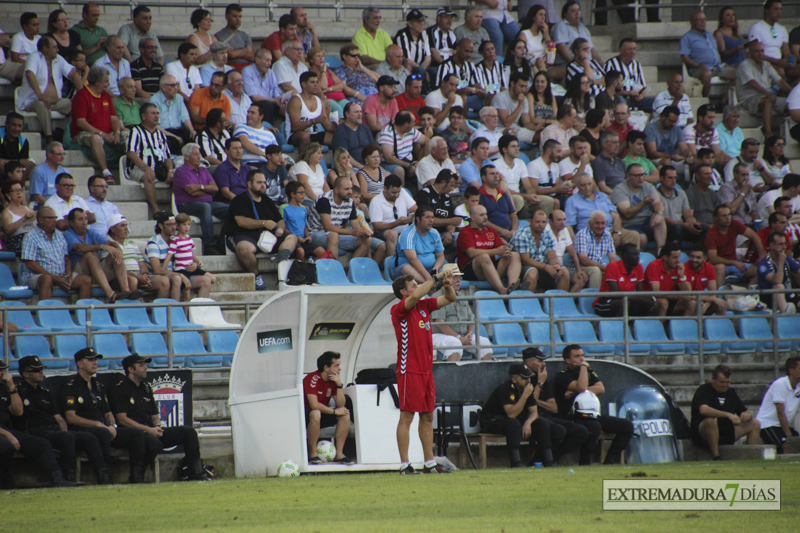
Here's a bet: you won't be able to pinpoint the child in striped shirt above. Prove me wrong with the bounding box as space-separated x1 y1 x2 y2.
164 213 216 288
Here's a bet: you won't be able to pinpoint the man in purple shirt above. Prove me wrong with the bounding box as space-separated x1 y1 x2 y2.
173 143 230 255
213 138 252 202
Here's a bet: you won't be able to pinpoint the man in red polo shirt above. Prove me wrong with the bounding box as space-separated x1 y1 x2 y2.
745 212 793 263
645 241 691 316
683 242 728 315
608 103 634 157
261 14 300 61
456 204 528 294
706 204 764 284
396 75 426 123
72 65 129 181
594 243 658 317
302 351 353 465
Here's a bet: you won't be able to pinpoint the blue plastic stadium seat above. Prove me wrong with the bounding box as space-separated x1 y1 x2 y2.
633 320 684 355
679 252 689 264
518 153 530 166
35 300 84 332
740 317 792 353
54 334 95 370
324 56 342 69
542 290 583 318
16 335 70 370
563 321 615 356
151 299 197 329
776 316 800 351
578 288 599 315
638 252 656 271
517 220 530 231
491 322 528 358
527 321 563 356
0 252 16 261
348 258 391 285
475 290 519 321
114 300 164 330
174 331 221 367
0 301 50 333
476 324 505 357
669 319 720 354
208 330 239 366
131 332 183 367
598 320 650 356
74 299 129 331
92 333 131 369
507 291 546 318
316 259 354 286
704 318 754 353
0 263 33 299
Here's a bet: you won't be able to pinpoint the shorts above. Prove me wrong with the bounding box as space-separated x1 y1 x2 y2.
73 130 129 150
462 257 499 281
725 263 751 277
225 233 287 253
739 94 787 116
691 417 736 449
397 372 435 413
625 222 655 243
305 407 338 428
521 266 558 290
289 130 326 146
688 65 735 79
27 272 78 290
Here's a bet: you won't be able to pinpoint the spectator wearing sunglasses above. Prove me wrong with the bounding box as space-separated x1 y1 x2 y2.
165 42 203 104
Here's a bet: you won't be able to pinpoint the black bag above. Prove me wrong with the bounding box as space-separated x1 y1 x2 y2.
355 368 399 408
154 160 169 182
286 261 316 286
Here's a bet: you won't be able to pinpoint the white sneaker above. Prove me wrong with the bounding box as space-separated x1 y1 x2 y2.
785 303 796 314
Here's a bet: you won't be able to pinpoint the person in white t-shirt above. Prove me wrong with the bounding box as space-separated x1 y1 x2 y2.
544 209 587 291
756 174 800 220
755 355 800 454
748 1 799 78
788 82 800 143
495 134 553 217
558 134 595 194
526 139 571 209
424 72 467 132
11 12 41 65
368 174 417 258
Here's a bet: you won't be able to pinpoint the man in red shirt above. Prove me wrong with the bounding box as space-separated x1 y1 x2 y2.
607 103 634 157
72 65 130 181
745 212 792 263
594 243 658 317
645 241 690 316
706 204 764 284
391 268 456 474
683 242 728 315
261 14 300 61
396 75 426 123
302 351 353 465
456 204 528 294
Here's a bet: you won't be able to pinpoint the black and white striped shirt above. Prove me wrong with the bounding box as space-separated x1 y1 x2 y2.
427 25 457 64
198 128 231 163
435 58 482 89
604 56 647 92
477 60 503 94
126 125 171 170
565 59 606 98
394 28 431 66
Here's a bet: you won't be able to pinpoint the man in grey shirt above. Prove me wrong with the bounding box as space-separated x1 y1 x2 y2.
215 4 255 66
118 6 164 65
657 164 705 244
591 130 627 195
454 6 490 63
685 164 720 228
376 44 411 87
611 162 667 251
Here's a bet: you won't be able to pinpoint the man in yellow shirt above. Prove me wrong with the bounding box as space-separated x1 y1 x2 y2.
353 8 393 67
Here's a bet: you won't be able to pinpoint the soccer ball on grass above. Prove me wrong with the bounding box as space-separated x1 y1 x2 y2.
276 460 300 477
316 440 336 462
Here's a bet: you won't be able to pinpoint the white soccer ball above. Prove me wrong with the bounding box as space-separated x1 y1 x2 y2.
316 440 335 462
276 460 300 477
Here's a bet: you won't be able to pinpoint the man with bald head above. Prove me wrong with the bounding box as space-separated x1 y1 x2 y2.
113 77 141 127
290 7 320 57
680 11 736 97
652 73 693 129
94 35 132 97
735 40 791 138
150 74 195 155
376 44 411 87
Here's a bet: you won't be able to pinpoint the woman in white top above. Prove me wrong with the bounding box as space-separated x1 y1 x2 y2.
356 144 387 203
1 177 36 256
518 5 550 73
187 9 218 66
291 142 328 202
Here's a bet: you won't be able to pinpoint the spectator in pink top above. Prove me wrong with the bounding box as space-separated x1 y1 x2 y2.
363 75 400 134
163 212 216 289
172 143 229 255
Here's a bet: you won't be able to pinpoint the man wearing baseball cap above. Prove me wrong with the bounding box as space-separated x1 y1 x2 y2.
394 10 432 85
110 354 210 481
0 358 83 488
363 75 400 135
522 347 590 461
61 348 149 483
427 7 458 82
479 363 564 467
16 355 111 484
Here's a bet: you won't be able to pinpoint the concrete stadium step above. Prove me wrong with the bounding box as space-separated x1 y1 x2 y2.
126 220 221 239
20 132 42 151
30 150 93 168
209 291 276 303
209 273 254 292
75 184 172 203
680 440 777 461
200 254 278 274
117 202 149 222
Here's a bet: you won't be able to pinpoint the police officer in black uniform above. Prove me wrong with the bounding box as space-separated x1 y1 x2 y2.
553 344 634 465
60 348 148 483
480 363 564 468
0 359 82 489
17 355 111 484
110 354 209 481
521 348 590 462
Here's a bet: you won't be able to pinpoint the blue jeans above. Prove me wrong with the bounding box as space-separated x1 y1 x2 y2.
467 94 485 113
178 201 230 248
481 18 520 57
624 96 655 113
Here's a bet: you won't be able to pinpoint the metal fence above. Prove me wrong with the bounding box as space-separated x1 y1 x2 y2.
433 288 799 384
592 0 800 23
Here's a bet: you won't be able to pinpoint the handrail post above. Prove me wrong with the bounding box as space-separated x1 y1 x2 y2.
696 292 704 384
622 295 630 364
334 0 343 22
548 295 555 357
267 0 275 22
772 290 779 380
86 306 93 348
474 297 481 358
245 302 251 324
167 302 174 368
633 0 641 22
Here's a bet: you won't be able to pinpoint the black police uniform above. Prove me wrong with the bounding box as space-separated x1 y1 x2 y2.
0 380 64 489
109 376 201 469
60 373 147 481
553 366 634 465
480 380 564 467
534 373 591 458
690 382 748 449
17 378 107 480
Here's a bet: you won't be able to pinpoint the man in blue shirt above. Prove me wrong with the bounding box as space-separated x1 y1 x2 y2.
716 105 744 159
29 142 68 206
756 231 800 313
393 206 445 282
478 163 517 240
458 137 490 195
564 173 639 251
64 207 131 302
149 74 195 156
679 11 736 97
241 48 286 124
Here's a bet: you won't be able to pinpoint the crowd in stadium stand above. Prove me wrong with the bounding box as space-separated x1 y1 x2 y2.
0 0 798 303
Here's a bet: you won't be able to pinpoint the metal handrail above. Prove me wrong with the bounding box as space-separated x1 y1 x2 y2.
591 0 800 23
